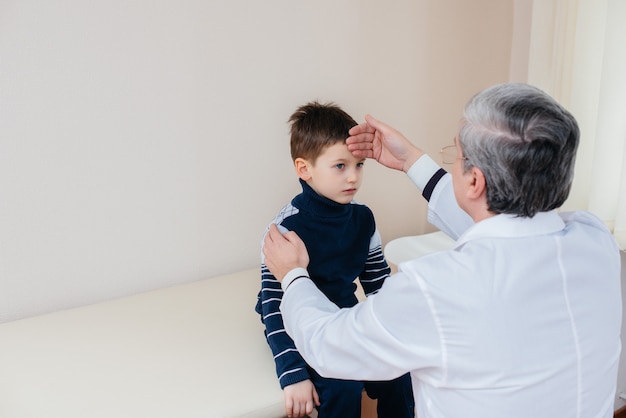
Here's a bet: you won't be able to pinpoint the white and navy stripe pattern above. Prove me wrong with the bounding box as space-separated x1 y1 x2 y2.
255 179 391 389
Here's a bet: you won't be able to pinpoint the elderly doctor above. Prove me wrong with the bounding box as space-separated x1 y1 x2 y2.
262 83 622 418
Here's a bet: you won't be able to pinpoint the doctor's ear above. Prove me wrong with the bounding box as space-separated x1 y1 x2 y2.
295 158 312 181
467 166 487 199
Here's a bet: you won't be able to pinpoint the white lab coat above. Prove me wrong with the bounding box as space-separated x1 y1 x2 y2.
280 155 622 418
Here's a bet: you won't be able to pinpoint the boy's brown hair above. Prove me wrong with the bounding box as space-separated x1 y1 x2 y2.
288 101 357 162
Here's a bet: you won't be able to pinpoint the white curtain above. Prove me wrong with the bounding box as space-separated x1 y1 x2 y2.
526 0 626 249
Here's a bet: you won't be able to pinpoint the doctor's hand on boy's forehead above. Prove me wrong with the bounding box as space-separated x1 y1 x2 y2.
346 114 425 173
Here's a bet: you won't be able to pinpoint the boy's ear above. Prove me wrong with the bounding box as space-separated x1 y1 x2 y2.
294 158 312 181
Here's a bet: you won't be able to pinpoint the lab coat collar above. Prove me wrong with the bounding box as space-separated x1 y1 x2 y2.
454 210 566 249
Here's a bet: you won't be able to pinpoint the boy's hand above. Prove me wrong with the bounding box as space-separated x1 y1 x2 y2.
283 379 320 417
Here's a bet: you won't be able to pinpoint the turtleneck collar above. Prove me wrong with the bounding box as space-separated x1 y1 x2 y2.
292 178 352 218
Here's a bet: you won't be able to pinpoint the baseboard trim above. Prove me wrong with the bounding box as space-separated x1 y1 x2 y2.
615 406 626 418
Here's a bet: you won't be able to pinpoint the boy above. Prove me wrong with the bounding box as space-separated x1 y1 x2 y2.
255 101 414 418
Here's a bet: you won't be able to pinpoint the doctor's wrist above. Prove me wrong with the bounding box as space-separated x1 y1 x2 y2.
281 267 310 291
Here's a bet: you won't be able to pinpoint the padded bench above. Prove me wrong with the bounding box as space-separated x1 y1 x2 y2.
0 268 287 418
0 232 481 418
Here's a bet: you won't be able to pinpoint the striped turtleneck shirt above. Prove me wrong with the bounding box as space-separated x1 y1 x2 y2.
255 179 391 389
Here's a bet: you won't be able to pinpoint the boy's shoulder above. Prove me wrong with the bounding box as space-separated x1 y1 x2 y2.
349 200 375 218
271 201 299 226
349 199 368 208
269 198 376 229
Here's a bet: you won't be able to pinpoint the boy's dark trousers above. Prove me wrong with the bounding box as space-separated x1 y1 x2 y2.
308 367 415 418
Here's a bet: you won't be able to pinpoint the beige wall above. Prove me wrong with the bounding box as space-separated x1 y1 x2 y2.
0 0 515 322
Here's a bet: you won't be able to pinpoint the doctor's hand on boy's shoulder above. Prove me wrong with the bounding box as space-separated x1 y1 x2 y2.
263 223 310 283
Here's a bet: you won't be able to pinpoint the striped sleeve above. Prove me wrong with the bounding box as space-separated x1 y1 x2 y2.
358 229 391 296
255 264 310 388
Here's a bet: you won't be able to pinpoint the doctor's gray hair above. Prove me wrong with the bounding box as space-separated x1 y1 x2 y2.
459 83 579 218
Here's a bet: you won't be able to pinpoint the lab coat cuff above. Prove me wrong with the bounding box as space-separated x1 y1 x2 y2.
407 154 442 191
281 267 310 291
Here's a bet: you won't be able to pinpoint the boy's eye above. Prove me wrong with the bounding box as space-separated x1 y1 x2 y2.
357 162 364 168
335 163 345 169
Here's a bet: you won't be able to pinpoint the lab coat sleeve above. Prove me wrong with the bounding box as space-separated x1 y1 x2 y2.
280 267 443 382
406 155 473 239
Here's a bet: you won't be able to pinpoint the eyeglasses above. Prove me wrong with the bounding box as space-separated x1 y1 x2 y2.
440 144 469 165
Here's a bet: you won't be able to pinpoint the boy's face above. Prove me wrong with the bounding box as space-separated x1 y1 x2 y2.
296 142 365 205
